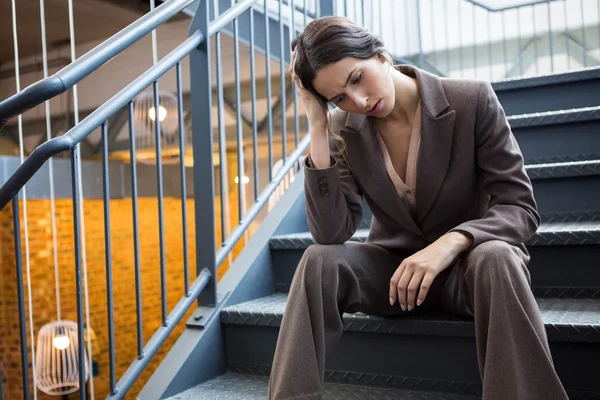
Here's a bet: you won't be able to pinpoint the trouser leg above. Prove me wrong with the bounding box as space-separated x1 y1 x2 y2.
442 240 569 400
268 242 429 400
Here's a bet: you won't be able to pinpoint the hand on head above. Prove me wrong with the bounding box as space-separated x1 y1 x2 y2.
289 44 328 131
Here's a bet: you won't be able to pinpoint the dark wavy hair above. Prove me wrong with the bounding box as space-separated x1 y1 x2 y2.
291 16 393 150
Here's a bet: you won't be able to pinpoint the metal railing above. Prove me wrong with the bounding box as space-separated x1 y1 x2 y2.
338 0 600 80
0 0 317 398
0 0 197 132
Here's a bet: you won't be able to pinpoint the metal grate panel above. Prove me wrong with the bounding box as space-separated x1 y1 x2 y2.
270 222 600 250
526 160 600 179
165 372 480 399
507 106 600 128
492 66 600 91
221 294 600 343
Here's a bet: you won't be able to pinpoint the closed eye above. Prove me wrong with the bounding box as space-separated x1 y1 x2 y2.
331 72 361 104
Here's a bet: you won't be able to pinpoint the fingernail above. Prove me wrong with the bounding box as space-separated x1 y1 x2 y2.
407 305 413 312
400 304 406 311
417 299 423 306
389 297 394 306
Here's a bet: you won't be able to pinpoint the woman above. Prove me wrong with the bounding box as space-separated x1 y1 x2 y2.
268 16 568 400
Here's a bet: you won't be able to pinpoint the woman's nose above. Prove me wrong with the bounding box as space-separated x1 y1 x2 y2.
349 93 368 110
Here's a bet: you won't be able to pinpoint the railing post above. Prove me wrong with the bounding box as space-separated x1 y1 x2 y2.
189 0 218 308
416 0 424 69
318 0 335 17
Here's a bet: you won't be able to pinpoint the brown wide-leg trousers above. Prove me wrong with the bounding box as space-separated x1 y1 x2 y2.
267 240 569 400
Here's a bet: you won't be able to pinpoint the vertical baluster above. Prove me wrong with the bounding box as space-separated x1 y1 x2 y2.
405 0 410 62
547 0 554 72
304 0 309 135
304 0 308 26
488 12 493 80
445 0 449 75
12 196 30 400
234 16 245 221
518 7 524 75
101 122 117 395
432 0 437 71
175 62 190 295
533 5 539 75
581 0 587 67
290 0 299 149
344 0 348 17
249 8 260 202
265 0 274 181
458 1 463 77
70 147 86 400
502 12 508 77
416 0 424 68
391 0 397 55
152 81 168 325
564 0 570 70
279 0 287 163
127 101 144 357
370 0 374 32
213 0 228 244
472 3 477 78
378 0 383 39
361 0 365 26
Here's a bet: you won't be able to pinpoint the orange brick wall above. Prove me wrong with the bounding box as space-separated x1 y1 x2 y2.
0 195 249 399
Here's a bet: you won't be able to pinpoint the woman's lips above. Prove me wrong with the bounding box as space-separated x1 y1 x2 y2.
368 100 382 115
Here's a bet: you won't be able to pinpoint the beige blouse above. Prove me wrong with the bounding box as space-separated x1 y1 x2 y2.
375 101 422 217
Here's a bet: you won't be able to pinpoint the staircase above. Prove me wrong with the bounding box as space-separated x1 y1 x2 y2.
160 69 600 399
2 0 600 398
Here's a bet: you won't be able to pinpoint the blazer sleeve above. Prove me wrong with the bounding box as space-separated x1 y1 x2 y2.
304 113 363 245
449 81 540 250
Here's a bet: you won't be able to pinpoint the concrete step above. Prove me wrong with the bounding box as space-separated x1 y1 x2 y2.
492 67 600 115
270 222 600 298
508 106 600 164
219 294 600 398
165 372 480 399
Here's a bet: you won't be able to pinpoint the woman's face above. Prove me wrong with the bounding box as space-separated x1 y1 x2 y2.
312 55 394 117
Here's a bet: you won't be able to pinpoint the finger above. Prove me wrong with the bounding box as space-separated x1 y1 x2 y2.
389 262 406 305
288 50 296 75
292 74 303 89
406 268 425 311
397 265 413 312
417 272 436 307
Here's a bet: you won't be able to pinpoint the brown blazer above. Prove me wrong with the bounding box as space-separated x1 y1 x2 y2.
303 65 540 257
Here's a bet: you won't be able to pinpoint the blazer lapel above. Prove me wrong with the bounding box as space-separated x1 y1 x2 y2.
341 113 423 235
416 108 455 223
401 66 456 224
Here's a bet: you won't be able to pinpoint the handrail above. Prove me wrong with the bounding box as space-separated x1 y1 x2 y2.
216 134 310 266
209 0 259 36
0 0 259 211
0 0 196 132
